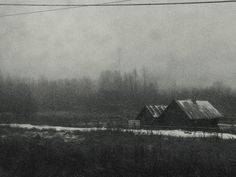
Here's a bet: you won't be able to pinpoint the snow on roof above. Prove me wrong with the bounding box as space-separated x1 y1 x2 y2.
145 105 167 118
176 99 223 120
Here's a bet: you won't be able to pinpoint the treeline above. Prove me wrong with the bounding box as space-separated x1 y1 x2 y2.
0 75 36 115
0 69 236 115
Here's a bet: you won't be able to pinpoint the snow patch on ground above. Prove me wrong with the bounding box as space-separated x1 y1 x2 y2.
122 129 236 139
0 123 236 140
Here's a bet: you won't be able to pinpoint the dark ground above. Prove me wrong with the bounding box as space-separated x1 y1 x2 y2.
0 127 235 177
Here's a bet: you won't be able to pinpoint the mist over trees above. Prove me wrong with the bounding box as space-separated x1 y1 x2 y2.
0 69 236 116
0 74 36 115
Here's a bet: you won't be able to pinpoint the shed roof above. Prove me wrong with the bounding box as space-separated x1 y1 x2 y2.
144 105 167 118
175 99 222 120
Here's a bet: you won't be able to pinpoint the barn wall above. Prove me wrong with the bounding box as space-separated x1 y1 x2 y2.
189 118 219 127
137 109 162 126
159 101 192 126
159 100 220 127
137 109 154 125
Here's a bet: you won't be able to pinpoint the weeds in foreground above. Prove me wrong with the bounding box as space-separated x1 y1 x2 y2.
0 130 235 177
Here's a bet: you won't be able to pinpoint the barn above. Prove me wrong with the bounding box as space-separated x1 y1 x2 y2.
158 99 223 127
136 105 167 126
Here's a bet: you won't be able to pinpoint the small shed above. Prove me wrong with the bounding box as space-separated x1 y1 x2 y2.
136 105 167 126
159 99 223 127
128 120 140 128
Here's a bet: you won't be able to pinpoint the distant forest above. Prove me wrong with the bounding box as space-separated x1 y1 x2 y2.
0 69 236 117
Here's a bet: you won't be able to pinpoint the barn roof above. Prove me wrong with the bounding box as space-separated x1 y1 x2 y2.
175 99 223 120
144 105 167 118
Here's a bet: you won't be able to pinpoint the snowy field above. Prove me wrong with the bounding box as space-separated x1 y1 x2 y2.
1 123 236 140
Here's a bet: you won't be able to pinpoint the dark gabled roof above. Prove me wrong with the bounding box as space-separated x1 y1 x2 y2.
174 99 223 120
139 105 167 118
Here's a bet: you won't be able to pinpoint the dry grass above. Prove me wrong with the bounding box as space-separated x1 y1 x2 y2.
0 129 235 177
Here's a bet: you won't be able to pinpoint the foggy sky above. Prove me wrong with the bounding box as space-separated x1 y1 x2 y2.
0 0 236 88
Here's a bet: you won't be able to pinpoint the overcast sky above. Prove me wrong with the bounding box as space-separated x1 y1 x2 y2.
0 0 236 88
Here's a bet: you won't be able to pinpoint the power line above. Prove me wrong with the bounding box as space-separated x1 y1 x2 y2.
0 0 236 7
0 0 133 18
1 0 236 18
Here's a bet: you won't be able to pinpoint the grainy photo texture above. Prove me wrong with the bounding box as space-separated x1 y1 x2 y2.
0 0 236 177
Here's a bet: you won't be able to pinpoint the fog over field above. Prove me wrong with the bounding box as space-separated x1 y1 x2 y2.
1 3 236 177
0 0 236 88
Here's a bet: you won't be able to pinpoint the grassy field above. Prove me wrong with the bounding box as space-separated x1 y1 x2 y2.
0 112 128 127
0 127 236 177
0 111 235 127
1 112 236 137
